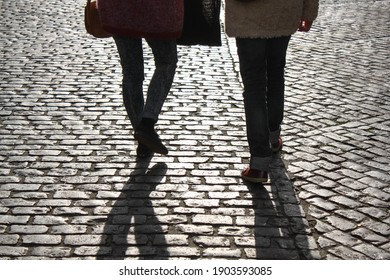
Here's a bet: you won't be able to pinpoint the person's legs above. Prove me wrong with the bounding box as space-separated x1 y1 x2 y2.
113 36 145 129
114 37 155 158
143 39 178 122
266 36 291 145
134 39 178 155
236 38 272 174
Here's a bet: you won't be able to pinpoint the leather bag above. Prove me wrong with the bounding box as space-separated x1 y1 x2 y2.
177 0 222 46
84 0 112 38
97 0 184 39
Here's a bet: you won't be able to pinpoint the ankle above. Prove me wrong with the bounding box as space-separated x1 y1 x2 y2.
138 118 156 131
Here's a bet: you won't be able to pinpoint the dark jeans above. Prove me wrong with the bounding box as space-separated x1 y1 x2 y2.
236 36 291 170
114 37 178 129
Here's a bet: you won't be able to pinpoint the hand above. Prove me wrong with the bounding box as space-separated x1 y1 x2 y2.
298 20 313 32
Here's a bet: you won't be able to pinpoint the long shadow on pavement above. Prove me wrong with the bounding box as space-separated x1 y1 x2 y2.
97 159 168 259
244 153 316 259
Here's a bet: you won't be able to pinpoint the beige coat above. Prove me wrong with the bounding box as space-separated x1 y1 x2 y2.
225 0 319 38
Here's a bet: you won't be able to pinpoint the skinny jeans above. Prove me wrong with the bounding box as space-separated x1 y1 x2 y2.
114 37 178 129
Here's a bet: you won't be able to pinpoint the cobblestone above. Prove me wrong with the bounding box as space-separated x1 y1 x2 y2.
0 0 389 260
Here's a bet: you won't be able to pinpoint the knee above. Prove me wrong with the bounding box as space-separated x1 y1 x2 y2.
122 69 144 84
156 57 177 75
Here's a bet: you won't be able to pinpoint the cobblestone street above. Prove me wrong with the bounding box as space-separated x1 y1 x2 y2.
0 0 389 259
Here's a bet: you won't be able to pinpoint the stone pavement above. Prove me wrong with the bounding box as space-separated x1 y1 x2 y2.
0 0 389 260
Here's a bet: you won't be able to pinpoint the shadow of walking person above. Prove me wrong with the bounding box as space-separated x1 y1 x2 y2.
97 160 169 260
243 153 316 259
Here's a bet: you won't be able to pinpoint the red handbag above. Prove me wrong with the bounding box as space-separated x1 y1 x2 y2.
97 0 184 39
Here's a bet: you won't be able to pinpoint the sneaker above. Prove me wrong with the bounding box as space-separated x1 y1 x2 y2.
271 137 283 153
136 143 153 158
134 129 168 155
241 167 268 183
